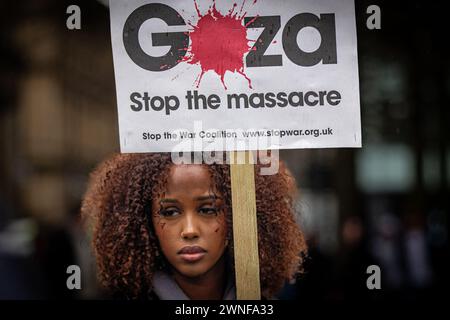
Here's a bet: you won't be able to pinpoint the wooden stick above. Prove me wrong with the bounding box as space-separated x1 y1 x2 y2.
230 151 261 300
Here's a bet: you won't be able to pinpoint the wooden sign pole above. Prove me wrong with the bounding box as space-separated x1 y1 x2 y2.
230 151 261 300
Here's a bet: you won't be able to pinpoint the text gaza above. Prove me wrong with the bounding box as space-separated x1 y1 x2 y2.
123 3 337 71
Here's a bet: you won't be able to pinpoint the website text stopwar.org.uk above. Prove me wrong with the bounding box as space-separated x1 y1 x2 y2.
242 127 333 138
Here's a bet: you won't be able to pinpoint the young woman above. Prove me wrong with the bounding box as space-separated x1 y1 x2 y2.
81 152 307 300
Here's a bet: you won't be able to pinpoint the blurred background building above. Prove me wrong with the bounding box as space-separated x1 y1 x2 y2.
0 0 448 301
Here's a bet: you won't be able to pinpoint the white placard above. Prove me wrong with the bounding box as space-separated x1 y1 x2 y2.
109 0 361 152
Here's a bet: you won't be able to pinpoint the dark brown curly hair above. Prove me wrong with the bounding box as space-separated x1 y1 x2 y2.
81 152 307 299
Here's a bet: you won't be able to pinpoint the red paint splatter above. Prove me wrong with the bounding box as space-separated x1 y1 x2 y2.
182 0 256 89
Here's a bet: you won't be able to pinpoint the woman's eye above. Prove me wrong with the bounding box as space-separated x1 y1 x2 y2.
199 207 219 216
159 209 180 217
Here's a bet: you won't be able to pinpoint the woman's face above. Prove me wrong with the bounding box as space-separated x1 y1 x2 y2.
151 164 228 278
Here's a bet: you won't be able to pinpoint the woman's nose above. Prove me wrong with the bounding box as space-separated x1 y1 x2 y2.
180 213 200 240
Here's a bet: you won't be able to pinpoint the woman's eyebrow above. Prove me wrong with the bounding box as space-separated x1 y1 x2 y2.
195 195 221 201
160 198 179 204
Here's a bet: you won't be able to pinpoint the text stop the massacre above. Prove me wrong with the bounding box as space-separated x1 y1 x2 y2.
129 89 342 115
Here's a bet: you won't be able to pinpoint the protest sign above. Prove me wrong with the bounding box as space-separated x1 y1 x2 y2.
109 0 361 153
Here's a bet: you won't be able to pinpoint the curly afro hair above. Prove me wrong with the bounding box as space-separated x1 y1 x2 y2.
81 152 307 299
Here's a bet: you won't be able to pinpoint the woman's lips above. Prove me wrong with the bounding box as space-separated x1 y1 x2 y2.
178 246 206 262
